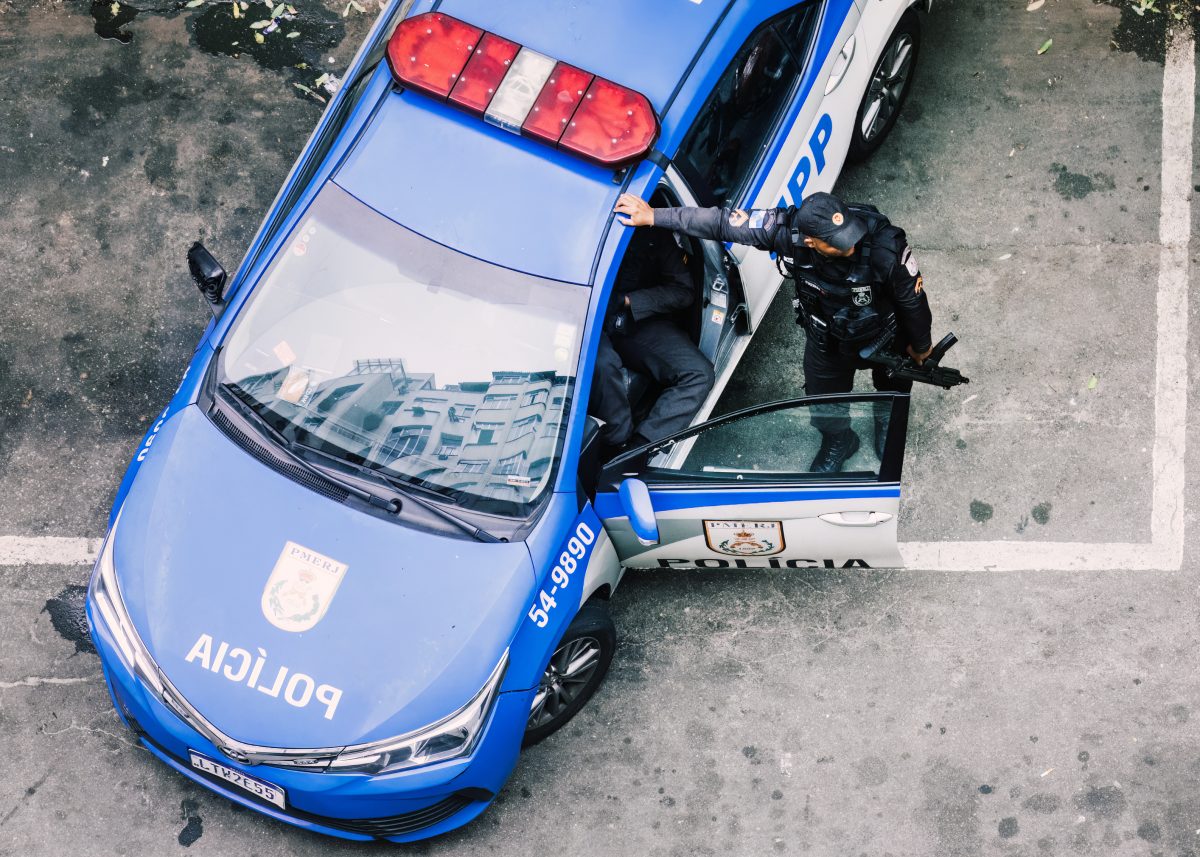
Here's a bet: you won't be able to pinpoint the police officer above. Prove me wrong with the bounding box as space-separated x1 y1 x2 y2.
614 191 933 472
590 225 715 452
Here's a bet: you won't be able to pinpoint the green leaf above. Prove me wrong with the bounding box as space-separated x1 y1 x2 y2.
1037 38 1053 54
271 3 285 17
1087 375 1099 390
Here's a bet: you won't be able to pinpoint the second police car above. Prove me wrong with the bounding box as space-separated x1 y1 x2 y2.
87 0 926 842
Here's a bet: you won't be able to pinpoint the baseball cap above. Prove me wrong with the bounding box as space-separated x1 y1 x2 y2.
794 192 867 251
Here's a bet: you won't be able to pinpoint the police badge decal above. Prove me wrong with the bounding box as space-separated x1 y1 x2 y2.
851 285 873 307
261 541 349 632
704 521 786 556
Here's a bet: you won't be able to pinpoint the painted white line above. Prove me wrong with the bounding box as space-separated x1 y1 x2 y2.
0 31 1194 573
0 537 99 567
905 23 1195 572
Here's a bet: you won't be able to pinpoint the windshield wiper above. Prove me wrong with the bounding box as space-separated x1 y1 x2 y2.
355 464 504 543
218 384 401 516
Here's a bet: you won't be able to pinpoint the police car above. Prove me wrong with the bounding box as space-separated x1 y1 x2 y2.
87 0 925 842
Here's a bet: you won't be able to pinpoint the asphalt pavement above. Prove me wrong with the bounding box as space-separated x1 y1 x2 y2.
1 0 1198 854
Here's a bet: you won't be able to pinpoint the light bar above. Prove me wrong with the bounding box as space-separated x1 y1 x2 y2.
386 12 658 167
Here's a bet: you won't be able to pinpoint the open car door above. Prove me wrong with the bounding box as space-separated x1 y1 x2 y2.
594 393 908 570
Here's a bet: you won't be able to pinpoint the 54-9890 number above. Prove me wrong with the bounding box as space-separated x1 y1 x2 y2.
527 522 596 628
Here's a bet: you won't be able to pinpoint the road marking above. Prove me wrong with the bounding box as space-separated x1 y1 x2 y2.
0 30 1194 572
0 537 99 567
905 22 1195 572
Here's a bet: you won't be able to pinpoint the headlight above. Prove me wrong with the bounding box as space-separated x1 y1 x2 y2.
327 651 509 775
88 513 165 697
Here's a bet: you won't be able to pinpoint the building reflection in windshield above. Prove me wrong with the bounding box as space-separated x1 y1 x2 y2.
237 357 571 504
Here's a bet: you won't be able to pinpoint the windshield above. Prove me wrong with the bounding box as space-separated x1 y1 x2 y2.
219 183 589 517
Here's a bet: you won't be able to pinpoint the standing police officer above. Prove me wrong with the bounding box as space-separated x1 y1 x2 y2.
614 191 933 472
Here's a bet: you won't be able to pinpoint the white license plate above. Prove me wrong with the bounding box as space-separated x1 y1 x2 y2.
189 751 286 809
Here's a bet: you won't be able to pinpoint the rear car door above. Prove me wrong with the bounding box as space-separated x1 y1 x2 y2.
594 392 908 569
674 1 868 329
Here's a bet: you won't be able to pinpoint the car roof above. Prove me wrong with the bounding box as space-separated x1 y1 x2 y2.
334 85 625 285
334 0 741 284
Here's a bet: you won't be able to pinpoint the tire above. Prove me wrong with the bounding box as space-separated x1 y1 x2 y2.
522 601 616 746
846 10 921 163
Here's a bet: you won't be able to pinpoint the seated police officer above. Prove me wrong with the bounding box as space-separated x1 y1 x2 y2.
614 191 933 473
589 226 715 454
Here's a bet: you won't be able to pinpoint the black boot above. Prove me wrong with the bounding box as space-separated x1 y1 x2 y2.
810 430 861 473
873 411 889 460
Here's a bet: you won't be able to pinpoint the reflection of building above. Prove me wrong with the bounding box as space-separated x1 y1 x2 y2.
239 358 570 501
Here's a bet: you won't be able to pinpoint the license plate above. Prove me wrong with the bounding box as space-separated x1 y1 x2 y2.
189 751 286 809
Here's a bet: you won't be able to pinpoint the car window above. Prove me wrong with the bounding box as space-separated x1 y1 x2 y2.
219 183 589 519
676 23 801 207
643 398 889 482
773 2 821 60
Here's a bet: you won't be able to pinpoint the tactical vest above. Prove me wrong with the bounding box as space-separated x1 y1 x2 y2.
783 204 898 348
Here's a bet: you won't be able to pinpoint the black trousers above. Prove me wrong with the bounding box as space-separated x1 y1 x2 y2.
591 320 715 446
803 337 912 436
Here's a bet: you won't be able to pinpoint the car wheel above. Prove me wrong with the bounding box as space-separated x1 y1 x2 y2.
523 601 616 746
847 10 921 163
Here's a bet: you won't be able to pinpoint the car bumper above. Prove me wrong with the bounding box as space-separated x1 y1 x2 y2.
88 602 530 843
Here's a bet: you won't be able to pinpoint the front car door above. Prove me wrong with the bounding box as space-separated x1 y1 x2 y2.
594 392 908 570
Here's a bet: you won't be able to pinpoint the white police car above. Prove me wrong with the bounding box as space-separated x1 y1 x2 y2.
87 0 925 841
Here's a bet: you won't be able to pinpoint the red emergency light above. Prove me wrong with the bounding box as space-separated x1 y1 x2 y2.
386 12 659 168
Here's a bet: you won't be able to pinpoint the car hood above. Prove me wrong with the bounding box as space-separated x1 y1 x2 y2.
113 405 534 748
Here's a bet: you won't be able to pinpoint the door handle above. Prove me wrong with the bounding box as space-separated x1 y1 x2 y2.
824 34 856 95
819 511 892 527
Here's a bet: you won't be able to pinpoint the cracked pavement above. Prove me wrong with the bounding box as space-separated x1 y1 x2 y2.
1 0 1199 855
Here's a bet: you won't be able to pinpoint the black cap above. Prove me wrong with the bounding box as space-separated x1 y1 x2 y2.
794 192 867 251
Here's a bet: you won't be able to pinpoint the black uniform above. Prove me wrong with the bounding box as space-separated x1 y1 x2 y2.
654 204 932 440
590 227 715 447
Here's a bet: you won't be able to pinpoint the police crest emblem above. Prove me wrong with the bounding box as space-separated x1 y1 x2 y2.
704 520 785 556
851 286 873 307
261 541 348 632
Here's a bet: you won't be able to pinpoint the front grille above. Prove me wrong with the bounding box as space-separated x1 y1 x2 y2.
147 733 482 839
211 410 350 505
326 795 473 837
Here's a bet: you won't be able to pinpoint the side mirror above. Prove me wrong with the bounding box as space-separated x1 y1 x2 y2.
618 478 659 546
188 242 227 314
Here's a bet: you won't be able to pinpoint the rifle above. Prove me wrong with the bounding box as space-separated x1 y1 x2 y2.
859 327 969 390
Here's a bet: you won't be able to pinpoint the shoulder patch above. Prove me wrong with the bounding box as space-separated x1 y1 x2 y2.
728 209 749 227
901 246 919 277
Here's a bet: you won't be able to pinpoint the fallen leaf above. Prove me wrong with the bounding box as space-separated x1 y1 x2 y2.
996 253 1012 261
250 18 270 28
1008 147 1016 157
185 0 204 6
1087 375 1099 390
231 1 239 17
1037 38 1053 54
343 1 351 16
350 0 365 10
1026 0 1045 9
239 1 248 8
254 31 265 43
271 2 285 17
287 30 300 37
110 1 119 14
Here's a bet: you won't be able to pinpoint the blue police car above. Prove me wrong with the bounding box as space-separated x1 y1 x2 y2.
88 0 926 841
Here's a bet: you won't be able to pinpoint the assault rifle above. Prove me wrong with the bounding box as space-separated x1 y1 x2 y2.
859 327 969 390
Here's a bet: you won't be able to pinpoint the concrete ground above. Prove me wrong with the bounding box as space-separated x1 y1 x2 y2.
0 0 1197 854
